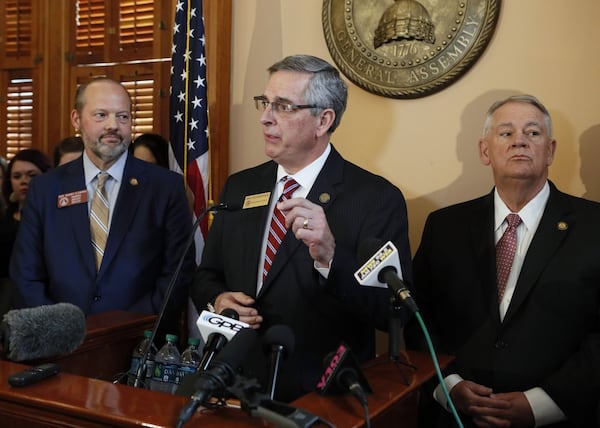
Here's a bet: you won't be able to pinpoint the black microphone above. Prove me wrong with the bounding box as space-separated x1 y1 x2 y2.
355 239 419 314
176 328 259 427
262 324 295 400
1 303 86 361
317 343 371 427
133 202 238 388
316 342 371 396
197 308 239 372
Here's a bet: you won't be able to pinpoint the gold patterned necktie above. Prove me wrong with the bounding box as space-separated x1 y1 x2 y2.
496 213 522 302
90 172 110 271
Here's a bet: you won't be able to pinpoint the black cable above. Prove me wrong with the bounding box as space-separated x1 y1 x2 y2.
348 382 370 428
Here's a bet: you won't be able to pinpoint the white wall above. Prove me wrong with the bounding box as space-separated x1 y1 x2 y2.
229 0 600 251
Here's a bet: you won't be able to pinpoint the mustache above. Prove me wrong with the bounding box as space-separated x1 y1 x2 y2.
100 132 122 139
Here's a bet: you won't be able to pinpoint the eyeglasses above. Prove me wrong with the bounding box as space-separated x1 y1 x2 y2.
253 96 322 114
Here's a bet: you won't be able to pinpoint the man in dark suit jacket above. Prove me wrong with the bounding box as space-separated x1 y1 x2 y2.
405 95 600 427
191 55 412 402
10 77 193 336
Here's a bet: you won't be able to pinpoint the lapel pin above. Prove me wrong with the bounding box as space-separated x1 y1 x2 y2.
319 193 331 204
557 221 568 231
130 178 139 186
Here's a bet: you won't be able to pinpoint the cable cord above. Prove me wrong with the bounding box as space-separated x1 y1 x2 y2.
349 382 371 428
415 311 464 428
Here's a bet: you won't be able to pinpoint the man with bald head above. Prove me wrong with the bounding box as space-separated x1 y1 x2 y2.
11 77 193 336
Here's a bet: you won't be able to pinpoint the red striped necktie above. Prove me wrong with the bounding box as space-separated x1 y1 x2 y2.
262 177 300 282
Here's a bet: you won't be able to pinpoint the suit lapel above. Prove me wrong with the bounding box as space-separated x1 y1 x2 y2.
503 185 571 324
61 160 97 277
469 191 503 324
240 163 278 297
98 157 144 277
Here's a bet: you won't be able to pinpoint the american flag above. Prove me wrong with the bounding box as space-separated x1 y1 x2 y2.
169 0 209 338
169 0 209 263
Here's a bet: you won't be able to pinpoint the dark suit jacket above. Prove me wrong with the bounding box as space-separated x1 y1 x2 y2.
405 182 600 427
191 146 412 402
10 154 194 335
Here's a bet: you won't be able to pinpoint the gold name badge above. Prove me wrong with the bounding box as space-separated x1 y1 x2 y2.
243 192 271 209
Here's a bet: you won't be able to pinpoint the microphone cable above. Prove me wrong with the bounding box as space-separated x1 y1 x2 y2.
347 380 370 428
414 310 464 428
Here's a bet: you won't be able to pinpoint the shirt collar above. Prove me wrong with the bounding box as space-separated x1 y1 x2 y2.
276 143 331 190
84 150 128 185
494 181 550 231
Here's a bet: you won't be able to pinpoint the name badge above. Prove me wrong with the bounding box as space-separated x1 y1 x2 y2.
243 192 271 209
57 190 88 208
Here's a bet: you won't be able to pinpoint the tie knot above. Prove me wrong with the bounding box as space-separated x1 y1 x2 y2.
97 172 110 189
506 213 521 228
281 177 300 199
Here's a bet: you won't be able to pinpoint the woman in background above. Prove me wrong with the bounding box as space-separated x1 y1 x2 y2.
53 135 84 166
129 133 170 168
0 149 52 318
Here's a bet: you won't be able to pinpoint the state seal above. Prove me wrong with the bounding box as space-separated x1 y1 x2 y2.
322 0 501 98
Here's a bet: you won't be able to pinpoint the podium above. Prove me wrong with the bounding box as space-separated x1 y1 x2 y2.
0 311 452 427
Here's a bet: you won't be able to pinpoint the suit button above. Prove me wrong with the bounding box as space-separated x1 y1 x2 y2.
93 295 101 302
494 340 507 349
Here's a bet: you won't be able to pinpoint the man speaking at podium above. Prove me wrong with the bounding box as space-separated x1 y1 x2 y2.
10 78 194 337
190 55 412 402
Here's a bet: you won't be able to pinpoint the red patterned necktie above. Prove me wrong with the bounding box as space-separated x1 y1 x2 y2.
496 213 522 302
262 177 300 281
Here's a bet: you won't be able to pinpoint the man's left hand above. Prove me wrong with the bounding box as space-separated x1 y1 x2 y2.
471 391 535 428
278 197 335 267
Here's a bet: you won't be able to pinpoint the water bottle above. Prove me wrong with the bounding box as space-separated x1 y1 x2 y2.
126 330 157 388
150 334 181 394
178 337 202 380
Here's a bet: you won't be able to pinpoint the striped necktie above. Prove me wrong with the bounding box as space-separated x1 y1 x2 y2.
496 213 522 302
90 172 110 271
262 177 300 281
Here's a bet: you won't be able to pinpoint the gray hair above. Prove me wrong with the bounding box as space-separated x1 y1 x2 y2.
482 94 553 138
268 55 347 133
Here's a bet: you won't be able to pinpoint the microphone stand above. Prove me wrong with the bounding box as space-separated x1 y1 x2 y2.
132 203 228 388
228 376 335 428
388 296 403 362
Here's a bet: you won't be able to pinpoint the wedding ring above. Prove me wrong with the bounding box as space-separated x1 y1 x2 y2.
303 217 310 229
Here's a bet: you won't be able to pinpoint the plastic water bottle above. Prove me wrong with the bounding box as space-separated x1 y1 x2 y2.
150 334 181 394
178 337 202 380
126 330 157 388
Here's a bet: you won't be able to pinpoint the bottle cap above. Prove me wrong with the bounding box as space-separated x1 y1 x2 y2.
165 334 178 343
187 337 200 346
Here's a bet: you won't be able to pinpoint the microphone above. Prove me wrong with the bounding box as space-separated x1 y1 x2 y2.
316 342 371 396
133 202 237 388
262 324 295 400
354 239 419 314
196 308 247 371
176 328 259 427
1 303 86 361
317 343 371 428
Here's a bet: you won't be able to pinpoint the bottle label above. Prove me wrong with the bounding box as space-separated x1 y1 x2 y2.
129 356 141 375
178 365 197 378
153 363 181 385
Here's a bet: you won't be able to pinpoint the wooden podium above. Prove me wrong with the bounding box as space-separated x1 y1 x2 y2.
0 311 452 427
3 310 158 382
